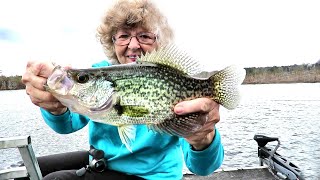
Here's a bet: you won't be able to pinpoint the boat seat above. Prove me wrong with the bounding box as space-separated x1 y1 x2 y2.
0 136 42 180
254 134 279 147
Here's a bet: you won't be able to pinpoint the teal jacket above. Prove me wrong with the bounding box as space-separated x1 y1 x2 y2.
40 60 224 180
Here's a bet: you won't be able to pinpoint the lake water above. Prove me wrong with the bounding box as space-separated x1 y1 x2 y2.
1 83 319 179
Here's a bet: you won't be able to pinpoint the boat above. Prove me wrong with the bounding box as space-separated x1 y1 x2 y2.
0 135 302 180
184 167 275 180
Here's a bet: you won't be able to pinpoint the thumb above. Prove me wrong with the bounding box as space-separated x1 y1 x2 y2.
27 61 56 78
62 64 72 70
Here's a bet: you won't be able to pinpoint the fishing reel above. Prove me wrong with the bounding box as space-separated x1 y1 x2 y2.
76 146 107 176
88 146 106 172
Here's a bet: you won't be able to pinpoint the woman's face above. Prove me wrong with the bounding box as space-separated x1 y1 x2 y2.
113 27 158 64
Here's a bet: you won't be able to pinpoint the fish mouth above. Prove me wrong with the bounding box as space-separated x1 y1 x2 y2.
90 92 116 112
46 66 73 95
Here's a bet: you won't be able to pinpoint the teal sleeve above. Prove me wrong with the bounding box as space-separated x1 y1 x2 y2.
40 108 90 134
181 128 224 176
92 60 111 67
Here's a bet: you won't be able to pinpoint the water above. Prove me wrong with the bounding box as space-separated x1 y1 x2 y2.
1 83 319 179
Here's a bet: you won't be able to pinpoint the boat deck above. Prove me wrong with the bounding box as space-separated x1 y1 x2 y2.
1 136 277 180
183 167 276 180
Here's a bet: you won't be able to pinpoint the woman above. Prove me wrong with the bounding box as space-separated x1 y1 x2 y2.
21 0 224 179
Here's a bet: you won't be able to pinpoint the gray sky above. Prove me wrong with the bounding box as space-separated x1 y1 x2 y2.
1 0 320 75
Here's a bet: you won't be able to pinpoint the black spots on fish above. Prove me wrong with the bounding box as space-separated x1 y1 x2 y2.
108 80 116 88
103 75 115 84
157 81 167 91
114 103 124 115
114 103 149 117
93 74 103 80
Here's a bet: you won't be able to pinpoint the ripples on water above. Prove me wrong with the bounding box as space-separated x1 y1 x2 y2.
218 83 320 179
1 83 319 179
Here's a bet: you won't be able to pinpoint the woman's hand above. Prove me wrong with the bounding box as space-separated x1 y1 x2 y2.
174 98 220 151
21 61 67 115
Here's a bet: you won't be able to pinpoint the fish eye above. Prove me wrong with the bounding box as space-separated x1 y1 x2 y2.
76 73 89 83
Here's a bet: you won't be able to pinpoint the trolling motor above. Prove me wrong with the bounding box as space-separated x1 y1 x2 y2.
254 134 305 180
76 146 107 176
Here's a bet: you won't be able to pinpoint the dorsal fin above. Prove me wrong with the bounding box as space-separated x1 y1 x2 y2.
137 44 203 75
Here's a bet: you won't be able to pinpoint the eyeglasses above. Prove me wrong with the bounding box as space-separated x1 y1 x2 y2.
112 32 157 46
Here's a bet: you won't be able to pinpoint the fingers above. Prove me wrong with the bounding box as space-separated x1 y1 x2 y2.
23 72 48 91
26 61 55 78
26 84 56 102
207 105 220 124
184 113 217 150
22 61 63 108
36 100 66 113
27 84 67 115
174 98 220 129
185 130 215 151
22 61 55 92
196 105 220 133
177 98 221 150
174 98 218 115
189 128 214 138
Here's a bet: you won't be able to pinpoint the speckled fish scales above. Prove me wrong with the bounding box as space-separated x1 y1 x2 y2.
45 44 246 152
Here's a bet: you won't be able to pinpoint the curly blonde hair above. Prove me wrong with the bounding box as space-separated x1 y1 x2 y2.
97 0 174 63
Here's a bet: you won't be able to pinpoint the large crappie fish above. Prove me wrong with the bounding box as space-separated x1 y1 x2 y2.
45 45 246 152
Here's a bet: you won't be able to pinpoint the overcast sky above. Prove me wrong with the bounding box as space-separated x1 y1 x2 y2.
1 0 320 75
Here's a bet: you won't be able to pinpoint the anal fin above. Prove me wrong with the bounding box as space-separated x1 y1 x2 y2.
118 125 136 152
149 113 206 137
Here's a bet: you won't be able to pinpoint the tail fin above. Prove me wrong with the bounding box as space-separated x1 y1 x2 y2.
211 65 246 110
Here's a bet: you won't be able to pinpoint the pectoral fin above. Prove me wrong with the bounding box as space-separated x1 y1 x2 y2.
118 125 136 153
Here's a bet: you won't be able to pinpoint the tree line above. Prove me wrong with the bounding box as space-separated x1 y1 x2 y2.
0 75 25 90
244 63 320 84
